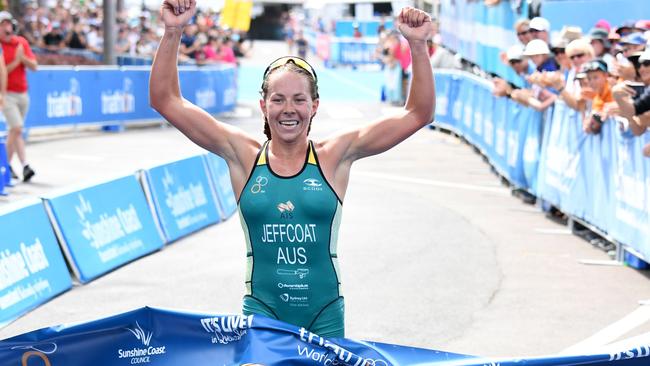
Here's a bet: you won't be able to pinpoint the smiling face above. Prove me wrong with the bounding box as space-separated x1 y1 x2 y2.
260 69 319 143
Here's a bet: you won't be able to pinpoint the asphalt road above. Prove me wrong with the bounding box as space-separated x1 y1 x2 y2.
1 42 649 359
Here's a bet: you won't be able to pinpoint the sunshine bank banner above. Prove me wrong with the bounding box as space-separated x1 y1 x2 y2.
1 306 649 366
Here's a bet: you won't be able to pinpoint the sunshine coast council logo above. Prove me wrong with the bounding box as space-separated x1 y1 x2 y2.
117 322 166 364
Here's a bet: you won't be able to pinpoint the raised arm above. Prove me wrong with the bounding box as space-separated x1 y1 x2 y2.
330 7 435 162
149 0 258 163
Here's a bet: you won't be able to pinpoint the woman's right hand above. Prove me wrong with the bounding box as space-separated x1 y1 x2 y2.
160 0 196 29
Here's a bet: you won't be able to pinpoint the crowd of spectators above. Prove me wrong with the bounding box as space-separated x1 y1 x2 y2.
8 1 250 65
492 17 650 158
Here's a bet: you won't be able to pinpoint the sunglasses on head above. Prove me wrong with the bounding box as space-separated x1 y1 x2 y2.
582 60 608 73
569 53 585 60
263 56 318 82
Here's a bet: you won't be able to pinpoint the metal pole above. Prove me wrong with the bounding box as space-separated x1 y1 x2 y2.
103 0 117 65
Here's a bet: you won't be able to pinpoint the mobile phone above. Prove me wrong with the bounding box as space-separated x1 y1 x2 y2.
590 113 603 134
624 81 646 96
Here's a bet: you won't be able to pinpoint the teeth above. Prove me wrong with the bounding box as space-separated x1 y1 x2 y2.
279 120 299 126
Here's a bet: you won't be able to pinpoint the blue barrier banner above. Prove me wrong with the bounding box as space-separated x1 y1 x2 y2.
2 306 650 365
42 175 164 283
0 199 72 328
439 0 527 87
204 153 237 219
25 66 236 130
143 156 221 243
336 41 380 66
521 107 543 193
0 140 7 194
433 70 649 265
609 122 650 260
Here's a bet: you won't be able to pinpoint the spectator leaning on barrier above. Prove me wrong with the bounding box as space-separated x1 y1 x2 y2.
515 19 533 45
589 28 614 70
524 39 558 72
582 59 614 134
612 48 650 139
550 35 570 72
550 38 594 112
0 11 38 182
529 17 550 44
614 32 647 81
495 44 556 111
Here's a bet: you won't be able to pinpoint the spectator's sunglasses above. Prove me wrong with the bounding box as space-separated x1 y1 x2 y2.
509 59 523 65
263 56 318 83
517 29 530 37
641 60 650 67
569 53 585 60
552 48 566 55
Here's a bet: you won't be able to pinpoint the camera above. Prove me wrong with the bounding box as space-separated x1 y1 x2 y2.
590 113 603 134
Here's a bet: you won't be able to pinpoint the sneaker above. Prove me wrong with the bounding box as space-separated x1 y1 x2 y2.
22 165 35 182
9 166 18 179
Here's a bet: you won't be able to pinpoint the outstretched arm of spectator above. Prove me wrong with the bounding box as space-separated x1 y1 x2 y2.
552 78 585 111
612 83 637 119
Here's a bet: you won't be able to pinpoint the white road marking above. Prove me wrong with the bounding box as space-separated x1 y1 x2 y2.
355 171 510 195
55 154 105 162
560 305 650 354
533 228 573 235
577 259 623 266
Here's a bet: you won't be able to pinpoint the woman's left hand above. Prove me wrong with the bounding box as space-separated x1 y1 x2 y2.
397 7 433 43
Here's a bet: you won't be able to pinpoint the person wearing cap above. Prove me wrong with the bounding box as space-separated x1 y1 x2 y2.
550 35 570 72
589 28 614 70
151 1 435 337
496 44 556 111
0 11 38 182
529 17 550 44
524 38 558 72
612 48 650 138
550 38 595 112
582 59 614 134
613 32 646 81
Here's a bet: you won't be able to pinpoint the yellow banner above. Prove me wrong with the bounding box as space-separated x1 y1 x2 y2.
220 0 252 32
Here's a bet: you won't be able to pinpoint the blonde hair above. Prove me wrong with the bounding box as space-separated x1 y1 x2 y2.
514 19 530 32
566 38 595 58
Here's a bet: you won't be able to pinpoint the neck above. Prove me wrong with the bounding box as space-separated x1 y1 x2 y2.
268 138 309 160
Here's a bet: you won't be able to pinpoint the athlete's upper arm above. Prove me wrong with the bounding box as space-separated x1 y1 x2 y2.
333 109 428 163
